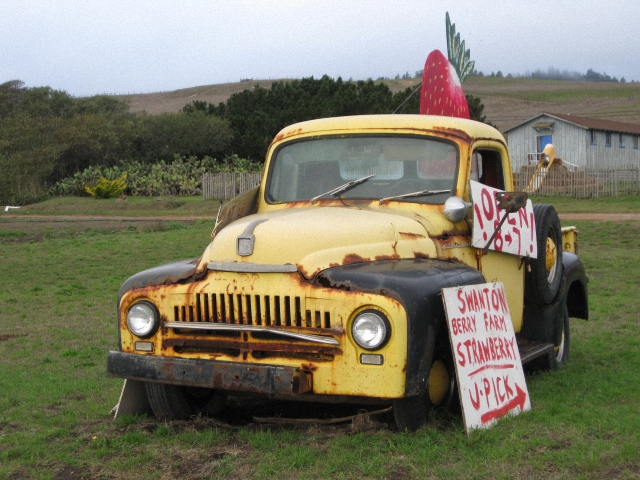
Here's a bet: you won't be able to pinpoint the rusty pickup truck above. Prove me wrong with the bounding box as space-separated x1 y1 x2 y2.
107 114 588 430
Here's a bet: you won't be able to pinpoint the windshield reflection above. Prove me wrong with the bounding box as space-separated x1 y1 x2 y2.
267 136 458 204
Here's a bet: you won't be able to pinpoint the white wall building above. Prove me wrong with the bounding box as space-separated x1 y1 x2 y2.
503 112 640 171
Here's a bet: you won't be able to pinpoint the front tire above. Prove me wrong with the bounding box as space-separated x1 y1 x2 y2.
145 382 226 420
393 355 456 431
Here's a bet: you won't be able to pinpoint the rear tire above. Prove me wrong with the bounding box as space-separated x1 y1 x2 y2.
145 382 226 420
526 204 563 306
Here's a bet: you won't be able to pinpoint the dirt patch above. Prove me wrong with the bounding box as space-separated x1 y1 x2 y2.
0 334 26 342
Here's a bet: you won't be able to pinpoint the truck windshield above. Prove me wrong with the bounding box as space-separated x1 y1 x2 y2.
266 135 458 204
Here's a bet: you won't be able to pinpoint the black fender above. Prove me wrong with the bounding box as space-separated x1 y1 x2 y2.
562 252 589 321
316 259 485 397
116 258 200 350
118 258 200 303
519 251 588 346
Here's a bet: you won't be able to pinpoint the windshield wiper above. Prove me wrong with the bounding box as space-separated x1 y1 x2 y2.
310 174 375 204
379 189 451 204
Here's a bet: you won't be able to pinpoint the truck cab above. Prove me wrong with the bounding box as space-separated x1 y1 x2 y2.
107 114 588 431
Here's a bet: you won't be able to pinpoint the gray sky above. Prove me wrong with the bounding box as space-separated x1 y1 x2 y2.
3 0 639 97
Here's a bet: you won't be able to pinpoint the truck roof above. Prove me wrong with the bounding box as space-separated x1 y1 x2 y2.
272 114 505 144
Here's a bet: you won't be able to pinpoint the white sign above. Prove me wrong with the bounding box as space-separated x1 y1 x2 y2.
470 180 537 258
442 283 531 434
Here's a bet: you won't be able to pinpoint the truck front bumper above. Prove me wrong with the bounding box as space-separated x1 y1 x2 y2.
107 351 312 396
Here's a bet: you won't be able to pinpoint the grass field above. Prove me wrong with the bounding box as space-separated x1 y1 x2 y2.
1 196 640 478
115 76 640 131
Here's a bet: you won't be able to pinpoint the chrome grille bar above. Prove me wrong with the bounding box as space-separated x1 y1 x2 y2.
165 322 339 346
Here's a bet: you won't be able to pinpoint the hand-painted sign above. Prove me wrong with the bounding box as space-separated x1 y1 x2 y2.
442 282 531 434
470 180 537 258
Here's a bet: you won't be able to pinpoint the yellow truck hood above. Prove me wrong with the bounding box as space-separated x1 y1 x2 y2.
202 206 438 278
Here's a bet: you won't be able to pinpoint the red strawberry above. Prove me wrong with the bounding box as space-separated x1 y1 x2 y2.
420 49 469 119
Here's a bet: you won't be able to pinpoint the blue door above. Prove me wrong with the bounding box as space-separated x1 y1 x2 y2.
538 135 553 152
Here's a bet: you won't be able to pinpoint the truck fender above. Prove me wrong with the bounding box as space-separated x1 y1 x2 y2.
316 259 485 397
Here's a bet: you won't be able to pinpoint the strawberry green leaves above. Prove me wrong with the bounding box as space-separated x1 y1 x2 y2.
419 12 473 119
446 12 475 83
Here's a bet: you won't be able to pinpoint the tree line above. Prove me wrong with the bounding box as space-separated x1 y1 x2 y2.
1 76 490 204
183 75 489 161
0 80 231 204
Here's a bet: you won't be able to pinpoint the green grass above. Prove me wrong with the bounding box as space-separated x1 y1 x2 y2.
7 195 221 217
532 194 640 213
1 199 640 478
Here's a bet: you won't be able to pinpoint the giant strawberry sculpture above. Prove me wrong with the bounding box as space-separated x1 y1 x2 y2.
420 13 475 119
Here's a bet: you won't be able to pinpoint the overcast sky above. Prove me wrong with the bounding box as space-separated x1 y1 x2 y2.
3 0 639 97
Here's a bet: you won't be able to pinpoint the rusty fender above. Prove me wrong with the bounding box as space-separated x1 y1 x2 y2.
316 258 484 397
115 259 202 348
118 258 201 302
107 351 312 395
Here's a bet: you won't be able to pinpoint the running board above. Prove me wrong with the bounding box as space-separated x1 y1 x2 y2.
517 338 555 364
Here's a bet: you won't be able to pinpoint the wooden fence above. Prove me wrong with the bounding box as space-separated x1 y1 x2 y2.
514 166 640 198
202 172 262 201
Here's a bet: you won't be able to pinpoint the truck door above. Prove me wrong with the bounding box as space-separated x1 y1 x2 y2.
469 143 525 333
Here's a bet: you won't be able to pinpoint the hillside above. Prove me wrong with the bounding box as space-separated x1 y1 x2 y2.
116 77 640 131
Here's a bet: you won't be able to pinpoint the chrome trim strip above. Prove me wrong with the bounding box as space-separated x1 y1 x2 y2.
207 261 298 273
165 322 339 346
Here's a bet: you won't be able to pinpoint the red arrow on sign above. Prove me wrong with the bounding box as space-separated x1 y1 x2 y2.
480 384 527 424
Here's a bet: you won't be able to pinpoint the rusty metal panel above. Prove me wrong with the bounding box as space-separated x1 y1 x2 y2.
561 226 578 254
118 271 409 398
211 186 260 239
107 351 311 395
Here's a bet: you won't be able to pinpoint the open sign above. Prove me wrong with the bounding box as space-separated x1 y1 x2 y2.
470 180 537 258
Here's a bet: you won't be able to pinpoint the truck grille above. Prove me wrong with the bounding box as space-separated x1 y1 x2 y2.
173 293 332 329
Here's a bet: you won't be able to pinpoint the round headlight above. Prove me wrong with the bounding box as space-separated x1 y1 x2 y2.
126 301 159 338
351 310 390 350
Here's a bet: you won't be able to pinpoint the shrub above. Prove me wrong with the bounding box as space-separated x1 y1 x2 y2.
84 174 128 199
50 155 261 197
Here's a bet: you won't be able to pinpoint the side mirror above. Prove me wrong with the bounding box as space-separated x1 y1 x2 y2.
495 191 528 214
443 196 472 223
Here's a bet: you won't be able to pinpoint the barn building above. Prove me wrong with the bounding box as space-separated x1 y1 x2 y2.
503 112 640 172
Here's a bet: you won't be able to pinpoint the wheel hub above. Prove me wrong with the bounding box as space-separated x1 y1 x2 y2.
427 360 450 405
545 237 557 271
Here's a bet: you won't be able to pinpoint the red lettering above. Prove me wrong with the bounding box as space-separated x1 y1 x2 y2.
530 212 535 242
474 204 485 229
481 189 495 221
457 342 466 367
470 382 481 410
457 289 466 314
491 289 500 311
503 375 514 398
518 207 529 228
465 291 474 312
483 378 492 409
497 288 509 314
464 340 473 365
513 227 521 256
497 377 506 403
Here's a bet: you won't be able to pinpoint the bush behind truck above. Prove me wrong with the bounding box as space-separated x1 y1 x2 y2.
107 114 588 431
